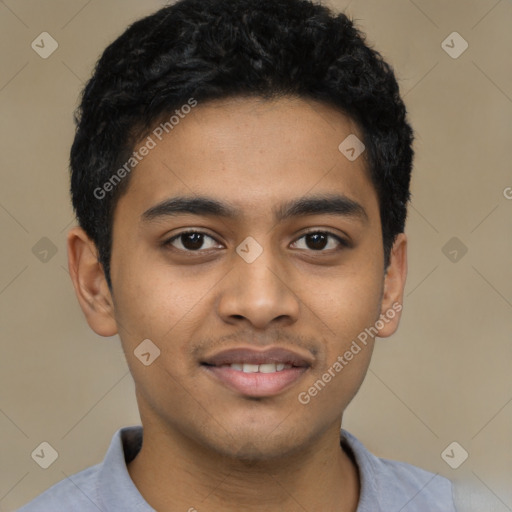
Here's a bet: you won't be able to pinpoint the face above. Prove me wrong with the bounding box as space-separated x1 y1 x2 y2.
69 96 407 460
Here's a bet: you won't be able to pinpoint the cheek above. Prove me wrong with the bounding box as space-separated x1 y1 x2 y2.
114 249 196 324
297 284 380 414
296 346 373 421
303 265 382 406
315 267 383 338
112 262 221 377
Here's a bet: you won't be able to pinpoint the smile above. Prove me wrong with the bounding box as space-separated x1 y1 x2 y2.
222 362 293 373
200 346 313 397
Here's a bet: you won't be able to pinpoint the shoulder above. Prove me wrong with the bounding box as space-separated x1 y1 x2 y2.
341 429 457 512
373 456 456 511
16 464 103 512
17 426 148 512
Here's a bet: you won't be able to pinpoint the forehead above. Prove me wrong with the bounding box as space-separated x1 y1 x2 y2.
114 96 379 224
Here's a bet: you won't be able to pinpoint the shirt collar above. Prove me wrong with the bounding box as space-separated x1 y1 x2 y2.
96 425 375 511
97 425 155 511
341 428 382 512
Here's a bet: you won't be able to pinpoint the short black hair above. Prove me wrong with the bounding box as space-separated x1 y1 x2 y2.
70 0 414 290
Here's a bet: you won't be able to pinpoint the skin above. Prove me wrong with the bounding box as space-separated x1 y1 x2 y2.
67 96 407 512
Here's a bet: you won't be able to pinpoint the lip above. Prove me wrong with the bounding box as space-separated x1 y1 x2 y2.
201 347 314 367
200 346 313 397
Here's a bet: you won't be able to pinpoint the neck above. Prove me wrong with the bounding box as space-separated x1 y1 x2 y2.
127 419 360 512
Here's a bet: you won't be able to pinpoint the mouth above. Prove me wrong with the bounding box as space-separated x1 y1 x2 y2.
200 347 313 397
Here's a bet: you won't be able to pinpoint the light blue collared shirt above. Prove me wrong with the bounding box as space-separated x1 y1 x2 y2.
18 425 457 511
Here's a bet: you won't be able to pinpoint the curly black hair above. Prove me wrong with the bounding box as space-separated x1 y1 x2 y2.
70 0 414 290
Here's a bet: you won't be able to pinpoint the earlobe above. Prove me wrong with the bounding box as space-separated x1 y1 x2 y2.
376 232 408 338
67 226 118 337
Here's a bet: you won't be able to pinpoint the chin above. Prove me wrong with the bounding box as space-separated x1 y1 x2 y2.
203 425 311 463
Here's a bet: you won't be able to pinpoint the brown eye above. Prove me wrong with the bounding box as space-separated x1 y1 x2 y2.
291 231 347 252
305 233 329 250
164 231 220 252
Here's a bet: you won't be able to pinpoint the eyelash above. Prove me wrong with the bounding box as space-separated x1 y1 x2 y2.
162 229 349 254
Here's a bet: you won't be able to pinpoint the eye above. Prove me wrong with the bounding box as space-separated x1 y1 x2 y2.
163 230 221 252
290 231 348 252
163 229 349 254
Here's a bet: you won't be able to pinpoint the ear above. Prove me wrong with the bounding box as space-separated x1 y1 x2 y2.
376 232 407 338
67 226 118 337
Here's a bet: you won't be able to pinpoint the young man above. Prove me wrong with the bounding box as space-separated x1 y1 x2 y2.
19 0 457 510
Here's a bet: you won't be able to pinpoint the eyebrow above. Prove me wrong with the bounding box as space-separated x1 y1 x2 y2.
141 193 368 224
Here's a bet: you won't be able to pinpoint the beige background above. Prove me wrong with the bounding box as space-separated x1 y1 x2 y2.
0 0 511 511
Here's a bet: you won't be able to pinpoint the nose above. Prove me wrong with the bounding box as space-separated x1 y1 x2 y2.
216 241 300 330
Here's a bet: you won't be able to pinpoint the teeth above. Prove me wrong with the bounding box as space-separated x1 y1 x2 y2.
243 363 259 373
227 363 292 373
